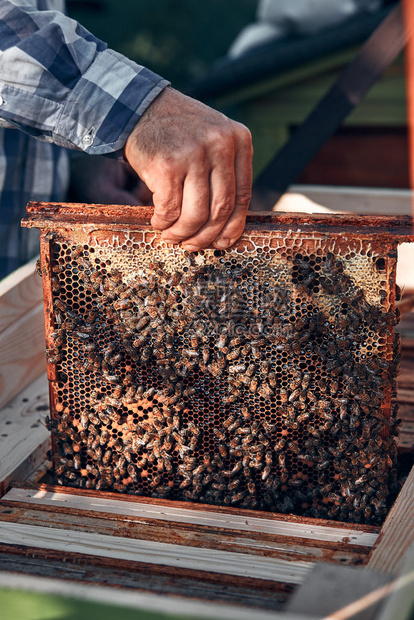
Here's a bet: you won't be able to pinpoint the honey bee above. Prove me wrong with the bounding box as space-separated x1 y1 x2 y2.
267 373 277 389
52 262 66 274
249 377 258 394
50 329 66 348
126 463 139 483
251 344 263 360
212 427 226 442
261 465 271 481
74 327 94 341
228 478 241 491
216 332 228 349
135 455 147 469
228 364 246 375
280 388 288 403
278 453 286 469
227 346 241 361
273 437 286 452
102 449 112 465
288 388 301 403
78 411 88 430
258 382 274 400
207 362 222 378
46 348 62 364
231 491 245 504
239 406 251 421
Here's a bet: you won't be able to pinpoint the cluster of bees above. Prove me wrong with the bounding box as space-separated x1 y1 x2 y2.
42 243 401 524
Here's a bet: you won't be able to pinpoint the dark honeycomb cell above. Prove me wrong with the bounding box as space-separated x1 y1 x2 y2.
41 230 401 525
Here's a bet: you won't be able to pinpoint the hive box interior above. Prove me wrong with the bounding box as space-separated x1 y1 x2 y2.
22 204 414 525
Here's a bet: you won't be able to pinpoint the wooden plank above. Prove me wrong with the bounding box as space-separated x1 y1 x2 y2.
0 573 307 620
396 340 414 451
397 389 414 405
289 564 414 620
2 487 379 548
289 185 414 215
0 258 42 334
286 563 391 620
0 503 369 568
0 302 46 409
368 466 414 576
397 430 414 453
0 256 46 409
0 375 49 496
0 544 294 610
376 542 414 620
0 521 313 585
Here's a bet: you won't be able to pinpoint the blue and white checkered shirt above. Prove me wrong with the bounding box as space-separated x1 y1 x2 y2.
0 0 168 278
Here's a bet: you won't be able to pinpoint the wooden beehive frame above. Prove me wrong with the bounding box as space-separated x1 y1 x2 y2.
20 204 414 524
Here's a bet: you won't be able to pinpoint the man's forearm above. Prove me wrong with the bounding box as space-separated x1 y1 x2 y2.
0 0 168 154
0 0 253 250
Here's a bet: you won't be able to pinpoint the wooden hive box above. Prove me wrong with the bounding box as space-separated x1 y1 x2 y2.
0 196 413 618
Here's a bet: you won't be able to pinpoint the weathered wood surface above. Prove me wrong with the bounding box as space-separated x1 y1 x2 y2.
0 485 377 574
396 313 414 452
286 563 391 620
376 542 414 620
287 537 414 620
0 571 307 620
2 487 379 548
0 258 46 410
0 520 313 585
0 544 295 613
397 342 414 454
289 185 414 216
0 258 43 333
0 374 49 496
367 466 414 576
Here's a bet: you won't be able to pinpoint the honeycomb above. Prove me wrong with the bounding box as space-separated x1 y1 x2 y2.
23 205 408 525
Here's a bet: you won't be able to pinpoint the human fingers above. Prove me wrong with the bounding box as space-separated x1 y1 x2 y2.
180 123 251 251
160 163 211 245
147 167 184 231
179 162 235 251
213 127 253 248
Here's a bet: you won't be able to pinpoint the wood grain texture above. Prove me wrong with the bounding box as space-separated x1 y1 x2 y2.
0 502 370 568
0 375 49 495
367 466 414 576
0 552 291 614
0 302 46 409
377 542 414 620
0 258 43 334
286 563 391 620
289 185 414 215
0 572 306 620
0 521 312 585
2 487 379 548
0 256 47 408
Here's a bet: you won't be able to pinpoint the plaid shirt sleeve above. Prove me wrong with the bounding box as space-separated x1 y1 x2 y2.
0 0 170 156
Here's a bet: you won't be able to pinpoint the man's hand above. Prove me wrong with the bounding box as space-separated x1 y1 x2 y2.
125 87 253 251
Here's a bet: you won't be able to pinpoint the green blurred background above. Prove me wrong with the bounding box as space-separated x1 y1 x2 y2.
68 0 257 90
0 586 209 620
